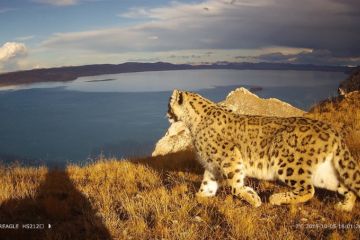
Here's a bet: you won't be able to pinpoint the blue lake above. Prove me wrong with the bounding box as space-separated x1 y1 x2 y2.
0 69 347 167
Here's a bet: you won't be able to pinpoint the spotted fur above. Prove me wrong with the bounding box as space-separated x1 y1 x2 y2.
167 90 360 211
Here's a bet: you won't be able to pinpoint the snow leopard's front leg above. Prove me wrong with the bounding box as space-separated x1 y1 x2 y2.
222 146 262 207
196 169 219 197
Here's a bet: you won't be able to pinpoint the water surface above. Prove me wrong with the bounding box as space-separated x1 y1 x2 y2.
0 70 346 167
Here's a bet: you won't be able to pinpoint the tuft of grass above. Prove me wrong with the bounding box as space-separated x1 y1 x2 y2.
0 164 47 202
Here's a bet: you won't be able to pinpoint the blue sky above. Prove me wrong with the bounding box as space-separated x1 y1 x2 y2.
0 0 359 72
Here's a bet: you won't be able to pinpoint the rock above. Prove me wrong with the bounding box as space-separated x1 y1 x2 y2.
193 216 203 223
152 87 305 157
152 121 192 156
338 68 360 94
219 87 305 117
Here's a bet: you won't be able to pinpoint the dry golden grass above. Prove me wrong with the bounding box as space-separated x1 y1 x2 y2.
1 156 360 240
0 92 360 240
306 91 360 152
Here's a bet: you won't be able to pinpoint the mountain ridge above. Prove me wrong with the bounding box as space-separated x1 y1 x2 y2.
0 62 356 87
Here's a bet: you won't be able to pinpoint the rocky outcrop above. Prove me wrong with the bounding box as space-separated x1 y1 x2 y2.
151 122 193 157
339 68 360 95
218 88 305 117
152 87 305 156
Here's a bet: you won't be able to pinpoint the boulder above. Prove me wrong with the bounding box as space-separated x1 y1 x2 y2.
218 87 305 117
151 121 192 157
152 87 305 157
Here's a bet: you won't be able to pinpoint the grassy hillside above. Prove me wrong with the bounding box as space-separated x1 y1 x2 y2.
0 92 359 240
307 90 360 152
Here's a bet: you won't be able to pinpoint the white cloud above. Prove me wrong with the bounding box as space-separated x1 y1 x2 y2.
120 1 222 20
39 0 360 65
147 36 159 40
32 0 102 6
15 35 35 41
0 42 28 72
32 0 79 6
0 42 27 62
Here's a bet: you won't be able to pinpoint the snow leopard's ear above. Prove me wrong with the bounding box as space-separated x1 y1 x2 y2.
173 89 184 105
178 91 183 105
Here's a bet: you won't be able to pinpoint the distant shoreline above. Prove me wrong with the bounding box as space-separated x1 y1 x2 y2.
0 62 355 88
85 78 116 83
